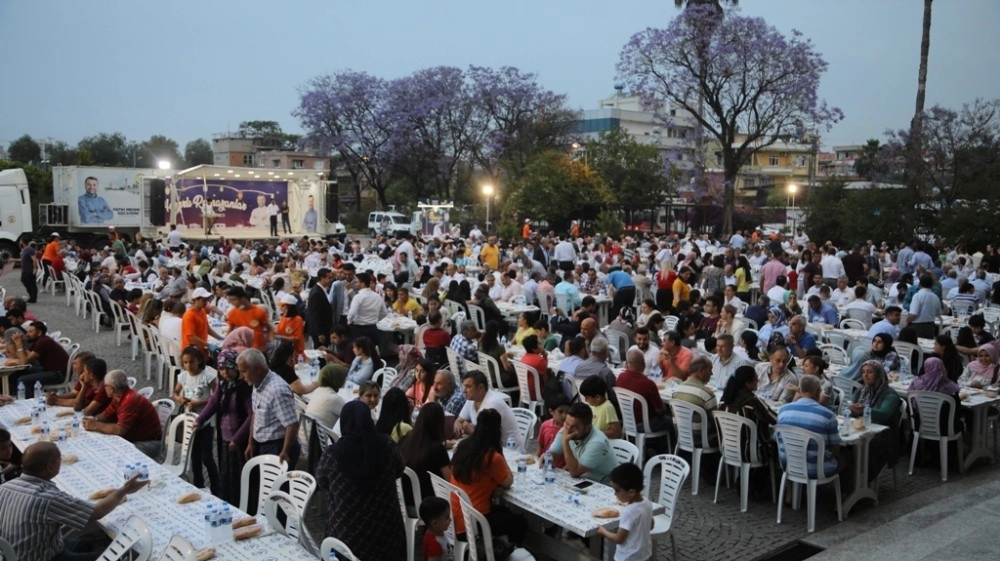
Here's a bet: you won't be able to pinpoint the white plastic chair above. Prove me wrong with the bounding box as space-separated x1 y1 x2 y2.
459 495 536 561
643 454 690 561
478 352 517 400
773 425 843 533
320 538 361 561
137 386 154 399
161 413 197 477
511 407 537 444
152 399 176 437
830 376 861 402
844 308 873 328
428 473 471 561
818 344 849 366
95 515 153 561
665 315 680 332
908 391 964 481
263 490 304 541
467 303 487 332
111 301 132 346
511 360 543 416
894 342 924 376
445 346 465 384
604 329 630 364
127 376 138 389
46 264 66 295
374 367 399 394
712 411 776 512
613 387 672 467
609 438 640 466
238 454 288 515
155 534 195 561
398 467 423 561
272 470 317 522
42 342 80 394
670 400 720 495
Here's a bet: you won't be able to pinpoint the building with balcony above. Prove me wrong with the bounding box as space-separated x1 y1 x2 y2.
705 135 819 205
572 88 701 172
816 145 864 179
211 132 328 172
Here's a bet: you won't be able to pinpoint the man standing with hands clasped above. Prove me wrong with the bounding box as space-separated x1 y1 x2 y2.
239 348 300 468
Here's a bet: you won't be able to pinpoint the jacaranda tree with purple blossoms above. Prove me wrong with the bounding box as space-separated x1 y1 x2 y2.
617 5 842 236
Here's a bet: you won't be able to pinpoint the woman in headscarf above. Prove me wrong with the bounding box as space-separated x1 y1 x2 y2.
850 359 903 482
756 306 790 350
317 401 406 561
839 333 900 382
194 348 252 504
221 326 254 354
722 365 777 461
959 344 999 388
607 306 636 346
196 258 212 285
909 357 960 397
780 291 802 318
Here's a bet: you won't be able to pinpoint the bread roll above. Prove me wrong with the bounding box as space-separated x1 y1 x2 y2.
30 426 42 434
55 410 75 418
62 454 79 465
15 416 31 425
232 517 257 529
196 547 216 561
176 492 201 504
592 507 619 518
524 455 536 465
233 525 262 541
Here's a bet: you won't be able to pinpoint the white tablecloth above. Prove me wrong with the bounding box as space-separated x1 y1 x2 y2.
0 401 315 561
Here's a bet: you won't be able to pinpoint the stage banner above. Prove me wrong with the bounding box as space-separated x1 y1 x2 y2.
173 179 289 231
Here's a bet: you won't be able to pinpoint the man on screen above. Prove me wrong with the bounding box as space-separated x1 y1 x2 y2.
303 195 318 233
78 176 114 224
249 194 269 229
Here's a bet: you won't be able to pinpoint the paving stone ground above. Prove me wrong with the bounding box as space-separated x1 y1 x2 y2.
10 275 996 561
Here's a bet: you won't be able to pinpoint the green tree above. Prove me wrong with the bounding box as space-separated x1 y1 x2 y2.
184 139 214 167
77 133 130 166
137 135 183 169
506 150 610 231
45 141 79 166
8 135 41 164
238 120 300 150
586 128 674 211
853 139 885 180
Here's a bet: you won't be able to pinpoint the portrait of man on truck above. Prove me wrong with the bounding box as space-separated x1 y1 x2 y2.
78 176 114 224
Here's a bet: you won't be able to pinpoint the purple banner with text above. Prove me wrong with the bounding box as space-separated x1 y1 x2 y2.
173 180 288 230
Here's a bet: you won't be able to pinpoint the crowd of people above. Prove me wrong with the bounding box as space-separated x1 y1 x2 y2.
2 222 999 561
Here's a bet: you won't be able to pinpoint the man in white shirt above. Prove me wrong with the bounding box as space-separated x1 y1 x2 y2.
165 225 183 250
627 327 661 377
843 285 878 324
454 370 524 451
158 299 184 347
267 197 280 237
346 272 387 342
553 237 577 272
499 270 522 302
468 224 483 242
486 271 504 301
766 276 791 306
829 277 853 308
820 247 846 287
710 334 752 387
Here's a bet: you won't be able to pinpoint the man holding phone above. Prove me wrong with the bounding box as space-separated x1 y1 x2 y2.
546 402 618 484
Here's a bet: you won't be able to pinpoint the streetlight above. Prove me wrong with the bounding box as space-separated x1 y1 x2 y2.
482 184 495 234
787 183 798 232
157 160 171 170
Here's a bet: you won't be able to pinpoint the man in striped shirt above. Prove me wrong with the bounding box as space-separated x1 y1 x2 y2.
775 376 843 477
0 441 146 561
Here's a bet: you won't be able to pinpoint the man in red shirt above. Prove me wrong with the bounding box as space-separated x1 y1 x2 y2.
83 370 163 458
8 321 69 399
616 349 672 434
518 335 548 401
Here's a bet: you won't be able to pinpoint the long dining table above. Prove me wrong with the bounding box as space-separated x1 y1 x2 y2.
0 400 316 560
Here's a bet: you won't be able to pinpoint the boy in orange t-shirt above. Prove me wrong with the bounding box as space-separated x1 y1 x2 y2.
225 287 272 351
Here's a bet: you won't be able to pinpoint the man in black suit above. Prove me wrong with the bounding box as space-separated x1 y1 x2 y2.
307 267 334 347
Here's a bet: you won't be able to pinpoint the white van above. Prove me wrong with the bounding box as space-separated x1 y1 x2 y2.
367 211 416 237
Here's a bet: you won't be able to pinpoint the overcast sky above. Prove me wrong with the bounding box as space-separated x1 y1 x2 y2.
2 0 997 153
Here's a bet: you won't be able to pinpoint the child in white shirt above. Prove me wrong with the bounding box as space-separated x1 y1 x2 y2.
597 462 653 561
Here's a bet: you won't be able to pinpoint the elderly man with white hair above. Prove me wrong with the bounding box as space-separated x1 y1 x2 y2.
82 369 163 458
239 348 300 467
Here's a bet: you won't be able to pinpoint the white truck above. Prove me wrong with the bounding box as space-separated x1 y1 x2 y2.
0 168 33 257
39 165 345 246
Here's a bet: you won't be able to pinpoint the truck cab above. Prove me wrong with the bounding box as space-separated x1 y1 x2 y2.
0 169 32 256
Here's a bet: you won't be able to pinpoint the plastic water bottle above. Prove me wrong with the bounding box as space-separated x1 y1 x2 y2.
297 355 305 369
863 402 872 429
544 452 553 470
58 426 68 442
34 380 42 400
501 336 509 350
124 463 135 482
16 381 25 402
516 455 527 478
220 502 233 538
40 420 51 441
544 465 556 484
505 432 516 451
30 405 41 426
71 413 82 437
204 504 216 542
138 462 149 483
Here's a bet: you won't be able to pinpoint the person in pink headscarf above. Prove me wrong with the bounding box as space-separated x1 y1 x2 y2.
221 326 254 354
959 344 999 389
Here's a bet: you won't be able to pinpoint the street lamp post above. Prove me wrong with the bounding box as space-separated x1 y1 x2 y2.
787 183 798 233
482 184 495 234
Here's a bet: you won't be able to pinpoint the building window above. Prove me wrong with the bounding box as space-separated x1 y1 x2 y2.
272 160 281 168
745 177 757 188
242 154 255 166
292 159 305 169
715 152 723 166
769 155 779 166
795 156 807 167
